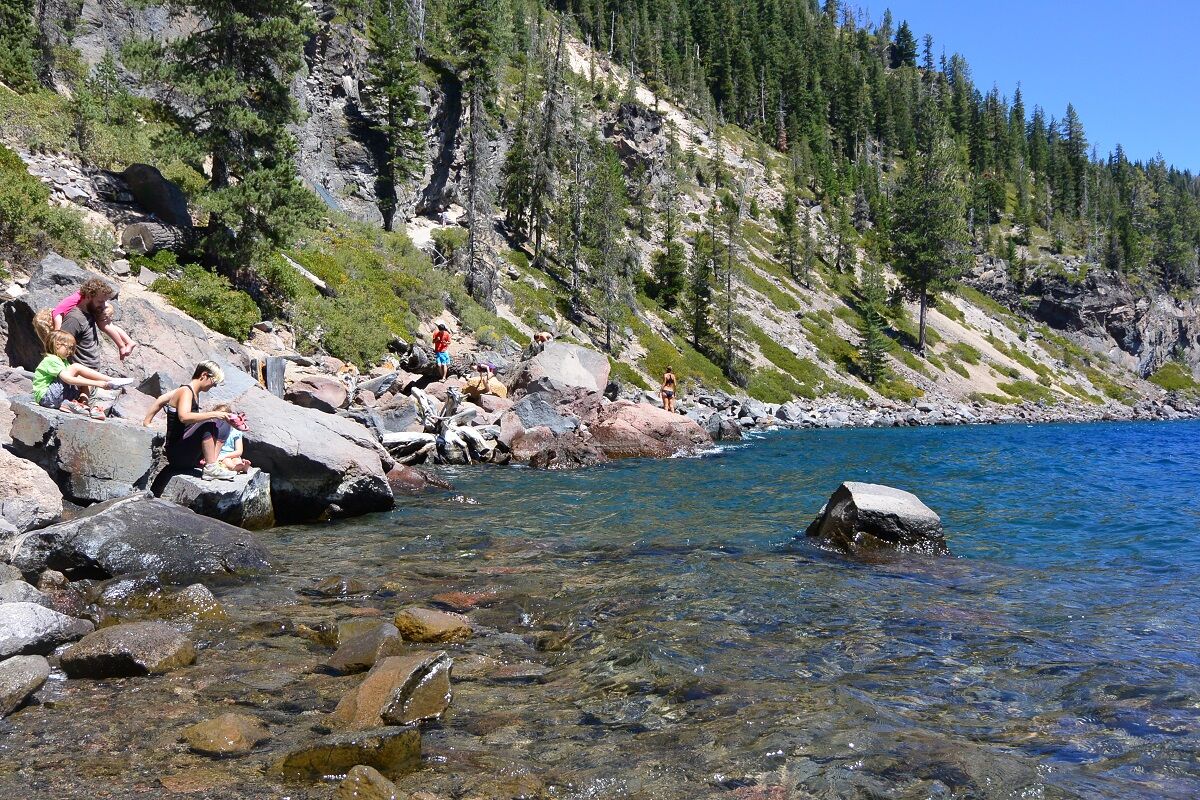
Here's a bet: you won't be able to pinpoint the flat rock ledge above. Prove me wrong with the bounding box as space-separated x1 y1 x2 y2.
159 469 275 530
805 481 949 557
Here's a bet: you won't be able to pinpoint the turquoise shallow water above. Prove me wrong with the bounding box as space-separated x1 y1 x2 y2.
5 420 1199 799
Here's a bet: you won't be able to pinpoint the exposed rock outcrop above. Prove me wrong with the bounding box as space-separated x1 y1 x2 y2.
7 492 271 581
805 481 949 557
510 342 611 396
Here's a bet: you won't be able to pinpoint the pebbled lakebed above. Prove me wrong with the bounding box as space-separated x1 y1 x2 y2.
3 421 1199 799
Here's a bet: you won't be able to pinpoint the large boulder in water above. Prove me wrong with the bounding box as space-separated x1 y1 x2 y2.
0 654 50 718
9 399 163 504
510 343 610 396
207 368 392 520
804 481 949 557
6 492 271 581
588 400 711 459
0 445 63 533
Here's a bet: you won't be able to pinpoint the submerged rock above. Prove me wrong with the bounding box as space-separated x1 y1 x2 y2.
393 607 471 643
8 492 271 581
273 726 421 780
0 601 94 657
386 465 453 495
61 620 196 677
329 651 453 729
159 470 275 530
805 481 949 557
0 654 50 718
181 713 270 756
323 623 405 675
332 765 399 800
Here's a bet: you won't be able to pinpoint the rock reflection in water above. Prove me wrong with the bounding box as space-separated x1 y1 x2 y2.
2 422 1200 799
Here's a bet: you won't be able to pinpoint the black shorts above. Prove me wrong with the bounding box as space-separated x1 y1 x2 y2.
662 390 675 399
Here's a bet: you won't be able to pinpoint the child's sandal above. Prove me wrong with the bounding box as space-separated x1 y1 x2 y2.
59 400 87 416
87 405 106 421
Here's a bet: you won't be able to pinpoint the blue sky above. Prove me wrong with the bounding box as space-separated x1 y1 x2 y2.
864 1 1200 172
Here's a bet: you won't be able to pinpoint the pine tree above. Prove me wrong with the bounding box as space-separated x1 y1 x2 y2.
584 140 631 352
775 186 802 281
892 126 971 354
651 174 686 309
857 257 890 384
799 206 817 287
892 21 917 69
366 0 426 231
683 198 722 352
127 0 320 268
833 199 857 272
715 187 746 380
455 0 502 308
0 0 38 91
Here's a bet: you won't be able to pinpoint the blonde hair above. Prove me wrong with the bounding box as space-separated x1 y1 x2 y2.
47 330 76 358
192 360 224 384
211 402 235 413
33 308 54 350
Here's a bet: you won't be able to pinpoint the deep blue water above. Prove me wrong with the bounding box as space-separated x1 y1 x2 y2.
271 420 1200 797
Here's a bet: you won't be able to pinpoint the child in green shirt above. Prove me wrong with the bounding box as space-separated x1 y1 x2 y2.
32 331 131 420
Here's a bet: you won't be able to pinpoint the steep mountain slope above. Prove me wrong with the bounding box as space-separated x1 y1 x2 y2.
2 0 1198 414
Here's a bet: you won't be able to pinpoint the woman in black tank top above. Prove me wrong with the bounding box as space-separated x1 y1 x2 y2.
162 362 235 478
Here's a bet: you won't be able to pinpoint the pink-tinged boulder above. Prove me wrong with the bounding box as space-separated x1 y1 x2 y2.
477 394 513 414
286 375 349 414
588 400 711 459
328 651 453 729
510 342 610 395
0 445 63 533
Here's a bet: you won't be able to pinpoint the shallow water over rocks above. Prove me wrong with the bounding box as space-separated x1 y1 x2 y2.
3 421 1199 799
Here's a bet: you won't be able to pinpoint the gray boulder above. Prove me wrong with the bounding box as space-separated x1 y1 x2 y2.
702 412 742 442
159 469 274 530
511 395 579 435
207 368 393 520
510 342 610 396
0 602 94 657
804 481 949 557
0 445 63 532
0 581 51 606
738 398 770 421
120 164 192 228
0 654 50 718
61 620 196 678
9 399 163 504
7 492 271 581
775 401 805 424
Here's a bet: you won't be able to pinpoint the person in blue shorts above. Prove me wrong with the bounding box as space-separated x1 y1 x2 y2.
432 323 451 380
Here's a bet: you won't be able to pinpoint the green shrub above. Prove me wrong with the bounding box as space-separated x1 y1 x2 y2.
876 377 924 402
949 341 982 364
1148 361 1200 393
746 323 830 399
152 264 260 339
997 379 1059 404
295 290 394 365
609 358 650 391
747 368 807 403
1081 365 1134 404
0 144 97 266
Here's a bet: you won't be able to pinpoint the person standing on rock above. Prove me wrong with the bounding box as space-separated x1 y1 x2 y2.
162 361 237 481
433 323 451 381
661 366 677 413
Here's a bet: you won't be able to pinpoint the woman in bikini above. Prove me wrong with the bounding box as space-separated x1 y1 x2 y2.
661 366 677 413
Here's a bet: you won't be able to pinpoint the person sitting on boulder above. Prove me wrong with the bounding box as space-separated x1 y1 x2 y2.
33 278 133 369
47 283 136 360
209 403 253 474
31 331 132 420
529 330 553 355
432 323 451 380
161 361 237 481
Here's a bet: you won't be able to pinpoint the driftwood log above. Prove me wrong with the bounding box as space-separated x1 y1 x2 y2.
121 221 190 256
381 388 499 465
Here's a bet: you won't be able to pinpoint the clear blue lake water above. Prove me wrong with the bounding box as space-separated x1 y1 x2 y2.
5 420 1198 799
